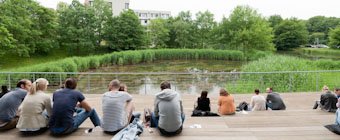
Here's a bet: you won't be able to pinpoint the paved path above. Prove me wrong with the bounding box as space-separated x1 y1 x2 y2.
0 92 338 140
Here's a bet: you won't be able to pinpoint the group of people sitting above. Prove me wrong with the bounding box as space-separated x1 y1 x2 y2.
193 87 286 116
0 78 184 137
0 78 339 137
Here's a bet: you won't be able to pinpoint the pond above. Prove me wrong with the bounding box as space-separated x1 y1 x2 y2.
84 60 245 95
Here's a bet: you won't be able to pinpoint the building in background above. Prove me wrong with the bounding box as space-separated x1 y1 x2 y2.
85 0 171 25
85 0 130 16
134 10 171 26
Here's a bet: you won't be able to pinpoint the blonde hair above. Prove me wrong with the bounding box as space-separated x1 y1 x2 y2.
322 85 329 92
30 78 49 94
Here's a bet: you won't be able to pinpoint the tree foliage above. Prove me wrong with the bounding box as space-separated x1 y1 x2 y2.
328 26 340 49
0 0 58 57
274 18 308 50
194 11 217 48
148 18 170 48
105 9 146 50
215 6 275 52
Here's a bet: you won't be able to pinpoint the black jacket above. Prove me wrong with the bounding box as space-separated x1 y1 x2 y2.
320 91 338 112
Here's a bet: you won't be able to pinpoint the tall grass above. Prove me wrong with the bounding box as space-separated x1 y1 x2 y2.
3 49 249 73
227 55 340 93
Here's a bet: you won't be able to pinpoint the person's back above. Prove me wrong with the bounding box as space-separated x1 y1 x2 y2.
266 92 286 110
320 91 338 112
0 88 27 122
251 95 266 111
218 95 236 115
196 97 210 111
17 91 51 130
102 91 132 132
155 88 183 133
49 88 83 132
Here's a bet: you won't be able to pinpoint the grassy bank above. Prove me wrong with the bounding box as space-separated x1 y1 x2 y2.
227 55 340 93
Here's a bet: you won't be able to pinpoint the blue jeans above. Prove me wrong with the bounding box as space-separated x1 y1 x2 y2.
150 113 185 128
56 108 101 134
336 109 340 125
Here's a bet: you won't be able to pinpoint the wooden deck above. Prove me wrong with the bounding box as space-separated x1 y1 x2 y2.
0 93 338 140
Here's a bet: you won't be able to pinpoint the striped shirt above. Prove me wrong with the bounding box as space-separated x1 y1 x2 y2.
101 91 132 132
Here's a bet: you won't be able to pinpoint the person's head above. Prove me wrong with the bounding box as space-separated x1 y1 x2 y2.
16 79 32 91
65 78 77 89
160 81 171 90
200 91 208 98
108 79 120 91
266 87 273 93
335 88 340 96
119 83 127 92
322 85 329 92
1 85 9 93
30 78 49 94
220 89 229 96
255 89 260 95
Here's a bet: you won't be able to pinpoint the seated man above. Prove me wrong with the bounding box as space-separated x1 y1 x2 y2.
250 89 266 111
314 86 337 112
49 78 101 135
150 81 184 136
102 79 135 135
335 88 340 125
266 87 286 110
0 79 31 131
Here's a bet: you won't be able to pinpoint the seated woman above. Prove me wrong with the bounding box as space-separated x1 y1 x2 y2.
196 91 211 112
16 78 52 134
314 85 337 112
218 89 235 115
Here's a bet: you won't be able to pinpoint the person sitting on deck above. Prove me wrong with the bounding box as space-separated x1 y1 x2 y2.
266 87 286 110
334 88 340 125
0 79 32 131
150 81 185 136
313 85 337 112
0 85 10 98
250 89 266 111
16 78 52 134
101 79 135 135
195 91 211 112
218 89 236 115
49 78 101 135
119 83 128 92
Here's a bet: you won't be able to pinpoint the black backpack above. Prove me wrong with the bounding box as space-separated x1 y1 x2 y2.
237 101 249 111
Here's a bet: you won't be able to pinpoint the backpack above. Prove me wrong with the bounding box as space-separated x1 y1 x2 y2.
237 101 249 111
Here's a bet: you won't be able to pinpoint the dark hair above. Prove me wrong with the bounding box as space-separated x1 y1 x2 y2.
200 91 208 98
269 87 273 91
255 89 260 94
65 78 77 89
119 83 126 91
160 81 171 90
1 85 9 93
336 88 340 91
16 79 30 88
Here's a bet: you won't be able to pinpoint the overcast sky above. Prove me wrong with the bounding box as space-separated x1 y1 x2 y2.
36 0 340 21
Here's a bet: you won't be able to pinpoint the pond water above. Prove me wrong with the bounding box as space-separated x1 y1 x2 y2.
84 60 245 95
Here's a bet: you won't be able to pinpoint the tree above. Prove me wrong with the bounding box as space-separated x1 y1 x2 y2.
105 9 146 50
92 0 113 47
309 32 326 45
172 11 198 48
57 0 97 54
328 26 340 49
148 18 170 48
268 15 283 28
195 11 217 48
0 24 16 57
0 0 58 57
216 5 275 53
306 16 340 44
274 18 308 50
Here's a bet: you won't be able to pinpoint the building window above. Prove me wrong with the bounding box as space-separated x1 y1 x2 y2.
155 14 159 17
139 13 141 17
125 3 129 9
108 2 112 9
89 0 94 6
144 20 148 24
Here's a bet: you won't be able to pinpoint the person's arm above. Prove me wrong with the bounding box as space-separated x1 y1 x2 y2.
154 99 159 117
208 98 211 111
320 94 325 105
180 100 184 114
250 96 255 109
337 99 340 108
45 96 53 116
217 97 221 112
80 100 92 112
